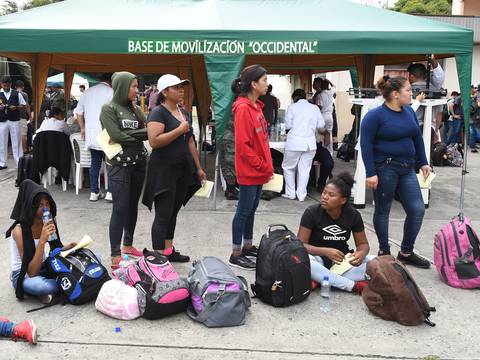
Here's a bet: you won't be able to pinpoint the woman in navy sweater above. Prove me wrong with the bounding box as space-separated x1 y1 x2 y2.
360 76 432 269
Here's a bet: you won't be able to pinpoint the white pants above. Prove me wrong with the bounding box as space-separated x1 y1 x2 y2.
282 149 316 201
309 254 375 292
0 120 23 167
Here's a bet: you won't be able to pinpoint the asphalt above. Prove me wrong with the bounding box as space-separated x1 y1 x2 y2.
0 151 479 360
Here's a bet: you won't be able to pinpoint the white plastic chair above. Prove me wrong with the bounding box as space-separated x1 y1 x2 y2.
70 133 108 195
42 167 67 191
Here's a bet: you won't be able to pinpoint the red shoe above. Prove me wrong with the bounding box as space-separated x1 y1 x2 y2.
0 317 11 322
352 280 368 295
311 280 319 290
12 320 37 344
122 247 144 258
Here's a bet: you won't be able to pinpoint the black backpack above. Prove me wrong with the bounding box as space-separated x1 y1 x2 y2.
251 225 311 307
337 134 356 162
45 248 110 305
432 143 448 167
15 154 35 187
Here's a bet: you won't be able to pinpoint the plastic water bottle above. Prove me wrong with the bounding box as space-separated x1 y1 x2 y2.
41 207 58 242
320 275 331 313
119 255 135 268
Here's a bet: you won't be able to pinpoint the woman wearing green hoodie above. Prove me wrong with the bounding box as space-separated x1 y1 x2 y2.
100 72 148 269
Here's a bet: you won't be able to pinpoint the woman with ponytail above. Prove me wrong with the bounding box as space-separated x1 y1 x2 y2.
297 172 372 294
229 64 273 270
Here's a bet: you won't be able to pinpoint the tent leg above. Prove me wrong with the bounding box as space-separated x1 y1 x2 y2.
459 129 469 219
212 152 219 211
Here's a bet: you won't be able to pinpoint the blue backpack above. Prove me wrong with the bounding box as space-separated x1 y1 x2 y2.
46 248 110 305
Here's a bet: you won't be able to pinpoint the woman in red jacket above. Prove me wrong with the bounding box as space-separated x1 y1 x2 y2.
229 65 273 270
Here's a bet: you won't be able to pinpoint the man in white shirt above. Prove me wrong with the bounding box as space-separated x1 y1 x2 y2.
282 89 325 202
36 107 70 135
408 55 445 143
75 73 113 201
0 76 27 169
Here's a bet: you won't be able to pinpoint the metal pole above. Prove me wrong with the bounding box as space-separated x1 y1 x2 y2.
212 151 219 211
459 126 469 220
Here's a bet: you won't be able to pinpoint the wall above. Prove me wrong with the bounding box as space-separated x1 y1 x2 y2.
443 46 480 92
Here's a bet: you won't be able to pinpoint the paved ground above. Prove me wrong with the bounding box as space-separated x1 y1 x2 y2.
0 151 479 360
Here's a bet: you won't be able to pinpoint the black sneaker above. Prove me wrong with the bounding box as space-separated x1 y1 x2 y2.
397 251 431 269
241 245 258 258
377 250 391 256
167 247 190 263
0 165 7 170
471 148 478 153
228 254 256 271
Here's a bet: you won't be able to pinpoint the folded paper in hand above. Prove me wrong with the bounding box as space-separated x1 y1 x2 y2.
417 171 436 189
262 174 283 193
96 129 123 159
195 180 214 198
330 257 353 275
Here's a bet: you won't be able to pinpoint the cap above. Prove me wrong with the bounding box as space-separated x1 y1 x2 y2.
157 74 190 93
50 82 62 88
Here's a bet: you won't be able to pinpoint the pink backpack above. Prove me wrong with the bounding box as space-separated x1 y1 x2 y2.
113 250 189 319
434 215 480 288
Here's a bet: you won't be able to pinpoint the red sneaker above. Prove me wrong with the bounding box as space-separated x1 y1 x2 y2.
352 280 369 295
311 280 319 290
122 247 144 258
12 320 37 344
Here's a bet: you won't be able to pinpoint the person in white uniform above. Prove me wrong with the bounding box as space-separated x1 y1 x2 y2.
313 77 335 154
75 73 113 202
36 107 70 135
0 76 27 169
282 89 325 202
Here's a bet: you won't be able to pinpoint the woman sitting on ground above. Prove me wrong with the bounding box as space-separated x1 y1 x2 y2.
297 172 373 294
6 179 76 303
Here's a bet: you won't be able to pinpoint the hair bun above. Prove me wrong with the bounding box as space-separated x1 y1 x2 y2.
336 172 354 188
231 77 242 95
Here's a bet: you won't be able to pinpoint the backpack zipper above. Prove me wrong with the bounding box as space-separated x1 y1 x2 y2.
393 263 431 318
440 229 451 266
450 222 463 258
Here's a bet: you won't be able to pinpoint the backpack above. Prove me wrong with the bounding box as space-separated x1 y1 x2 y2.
251 224 311 307
46 248 110 305
15 154 35 187
336 134 356 162
113 250 189 320
187 256 251 327
95 279 141 320
431 142 448 167
446 144 463 167
434 215 480 289
362 256 436 326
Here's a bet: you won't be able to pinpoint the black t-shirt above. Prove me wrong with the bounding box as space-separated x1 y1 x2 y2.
147 105 193 160
300 204 364 255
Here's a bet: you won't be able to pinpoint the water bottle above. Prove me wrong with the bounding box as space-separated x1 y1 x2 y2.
119 254 135 268
320 275 331 313
41 207 58 242
275 122 281 141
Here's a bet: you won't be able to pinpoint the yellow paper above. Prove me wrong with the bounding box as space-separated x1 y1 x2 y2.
195 180 214 198
330 258 353 275
417 171 436 189
96 129 123 160
262 174 283 193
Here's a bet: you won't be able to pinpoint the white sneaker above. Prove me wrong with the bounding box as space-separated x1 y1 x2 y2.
39 294 53 304
105 192 112 202
281 194 296 200
89 192 104 201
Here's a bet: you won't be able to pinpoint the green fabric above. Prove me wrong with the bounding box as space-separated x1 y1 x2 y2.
100 72 147 166
204 54 245 147
455 53 473 131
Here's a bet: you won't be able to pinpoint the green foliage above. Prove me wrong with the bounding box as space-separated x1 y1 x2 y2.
1 0 63 15
22 0 64 11
1 0 19 15
393 0 451 15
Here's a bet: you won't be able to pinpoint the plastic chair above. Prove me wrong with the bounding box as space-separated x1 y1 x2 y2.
70 133 108 195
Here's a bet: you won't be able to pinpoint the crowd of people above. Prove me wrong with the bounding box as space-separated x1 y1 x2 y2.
2 58 472 331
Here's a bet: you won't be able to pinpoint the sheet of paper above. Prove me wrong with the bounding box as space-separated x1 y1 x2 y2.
417 171 436 189
262 174 283 193
96 129 123 160
330 258 353 275
194 180 214 198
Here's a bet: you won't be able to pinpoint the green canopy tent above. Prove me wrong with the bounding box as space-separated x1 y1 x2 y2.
0 0 473 210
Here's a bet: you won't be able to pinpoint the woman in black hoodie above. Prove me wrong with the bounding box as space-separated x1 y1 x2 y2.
6 180 75 302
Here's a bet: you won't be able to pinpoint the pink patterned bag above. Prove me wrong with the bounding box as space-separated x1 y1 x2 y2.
434 215 480 289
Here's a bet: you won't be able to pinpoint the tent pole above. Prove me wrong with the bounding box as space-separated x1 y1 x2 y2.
459 128 468 220
212 151 219 211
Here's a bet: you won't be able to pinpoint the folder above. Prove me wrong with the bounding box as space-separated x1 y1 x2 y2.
194 180 214 198
417 171 436 189
96 129 122 160
262 174 283 193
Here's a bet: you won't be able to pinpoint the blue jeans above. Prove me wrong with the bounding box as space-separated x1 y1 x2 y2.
373 162 425 254
11 268 58 297
0 320 14 337
232 185 262 247
469 123 479 148
90 149 104 194
447 119 463 145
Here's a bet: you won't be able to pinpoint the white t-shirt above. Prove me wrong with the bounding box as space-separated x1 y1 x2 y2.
37 117 70 135
75 82 113 150
9 234 44 272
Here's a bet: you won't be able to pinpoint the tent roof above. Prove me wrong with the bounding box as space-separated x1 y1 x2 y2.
0 0 473 55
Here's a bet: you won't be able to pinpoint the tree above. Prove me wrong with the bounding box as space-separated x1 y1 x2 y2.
22 0 64 11
393 0 452 15
1 0 19 15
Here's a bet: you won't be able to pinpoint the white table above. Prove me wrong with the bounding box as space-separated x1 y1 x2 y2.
350 98 446 209
269 141 286 151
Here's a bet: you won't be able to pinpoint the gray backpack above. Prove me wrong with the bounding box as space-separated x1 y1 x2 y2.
187 256 251 327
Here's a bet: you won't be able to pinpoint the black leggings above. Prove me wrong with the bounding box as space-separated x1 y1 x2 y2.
151 178 189 250
310 144 334 189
